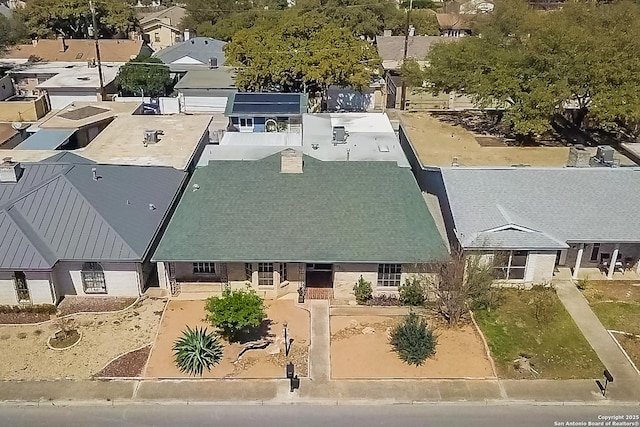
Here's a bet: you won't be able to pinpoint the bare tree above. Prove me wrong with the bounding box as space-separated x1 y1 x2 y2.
430 247 497 326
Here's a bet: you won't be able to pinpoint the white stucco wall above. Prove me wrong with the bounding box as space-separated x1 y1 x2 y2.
526 251 557 283
0 271 54 305
53 262 141 297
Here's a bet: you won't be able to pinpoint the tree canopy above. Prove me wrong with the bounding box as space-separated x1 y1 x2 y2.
116 55 171 97
224 11 382 94
413 0 640 139
16 0 137 39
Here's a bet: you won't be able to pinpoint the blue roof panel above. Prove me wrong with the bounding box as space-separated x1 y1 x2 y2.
15 129 76 150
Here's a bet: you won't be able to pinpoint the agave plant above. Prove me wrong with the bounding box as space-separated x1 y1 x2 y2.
172 326 224 376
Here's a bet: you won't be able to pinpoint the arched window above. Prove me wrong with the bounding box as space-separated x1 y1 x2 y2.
82 262 106 294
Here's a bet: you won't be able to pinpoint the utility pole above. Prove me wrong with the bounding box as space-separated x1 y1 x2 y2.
89 0 106 101
400 0 413 111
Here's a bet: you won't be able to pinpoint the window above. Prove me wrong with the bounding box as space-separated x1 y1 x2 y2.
245 263 253 281
239 118 253 128
494 251 527 280
378 264 401 287
193 262 215 274
154 33 160 42
590 243 601 262
258 263 274 286
82 262 106 294
279 263 288 283
13 271 30 303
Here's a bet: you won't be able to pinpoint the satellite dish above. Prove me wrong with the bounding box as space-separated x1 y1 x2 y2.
265 119 278 133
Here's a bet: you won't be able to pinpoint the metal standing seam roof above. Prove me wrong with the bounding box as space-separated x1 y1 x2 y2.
153 153 449 263
441 167 640 249
153 37 226 66
15 129 76 150
173 69 236 90
0 159 186 270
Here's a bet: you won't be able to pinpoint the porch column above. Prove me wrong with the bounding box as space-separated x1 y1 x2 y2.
572 243 584 280
608 244 620 280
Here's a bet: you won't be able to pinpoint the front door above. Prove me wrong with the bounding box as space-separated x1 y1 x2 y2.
305 264 333 299
14 271 30 304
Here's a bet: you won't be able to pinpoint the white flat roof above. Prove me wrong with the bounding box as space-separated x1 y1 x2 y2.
37 66 119 89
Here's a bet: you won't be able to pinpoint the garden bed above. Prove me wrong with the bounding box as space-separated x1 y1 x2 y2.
474 288 603 379
95 345 151 377
330 315 494 379
57 296 138 316
0 312 50 324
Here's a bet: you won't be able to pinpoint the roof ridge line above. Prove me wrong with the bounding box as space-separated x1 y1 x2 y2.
4 206 58 268
59 173 141 259
0 163 70 211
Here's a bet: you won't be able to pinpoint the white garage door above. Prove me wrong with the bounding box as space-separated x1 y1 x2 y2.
181 96 228 113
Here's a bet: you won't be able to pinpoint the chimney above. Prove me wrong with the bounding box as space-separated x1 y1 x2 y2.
184 29 190 41
57 35 67 52
280 148 303 174
383 29 392 37
0 157 23 183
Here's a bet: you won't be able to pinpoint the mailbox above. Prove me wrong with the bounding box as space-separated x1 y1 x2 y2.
286 362 295 379
604 370 614 383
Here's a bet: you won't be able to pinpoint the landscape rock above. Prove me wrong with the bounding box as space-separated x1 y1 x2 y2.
362 326 376 334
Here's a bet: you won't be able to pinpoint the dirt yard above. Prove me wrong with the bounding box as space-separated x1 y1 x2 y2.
0 297 166 380
330 315 494 379
399 112 571 167
145 299 309 378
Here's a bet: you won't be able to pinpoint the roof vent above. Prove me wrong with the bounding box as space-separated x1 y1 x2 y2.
332 126 348 145
149 203 156 210
0 157 23 183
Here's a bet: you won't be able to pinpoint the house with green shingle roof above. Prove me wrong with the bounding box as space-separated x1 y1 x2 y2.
152 149 448 300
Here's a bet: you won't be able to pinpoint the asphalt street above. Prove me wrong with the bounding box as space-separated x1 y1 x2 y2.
1 404 639 427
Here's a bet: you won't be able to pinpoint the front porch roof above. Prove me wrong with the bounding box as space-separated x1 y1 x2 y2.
152 154 448 264
462 228 569 250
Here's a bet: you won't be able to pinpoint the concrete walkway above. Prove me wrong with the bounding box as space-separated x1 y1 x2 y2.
308 300 331 382
555 281 640 399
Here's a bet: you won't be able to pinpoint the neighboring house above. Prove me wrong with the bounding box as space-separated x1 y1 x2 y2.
375 35 452 72
139 6 187 51
224 92 307 133
0 123 22 149
174 68 237 113
36 65 119 110
153 151 448 300
0 38 152 67
0 155 186 305
436 13 473 37
438 167 640 284
459 0 494 13
0 73 51 121
153 37 226 73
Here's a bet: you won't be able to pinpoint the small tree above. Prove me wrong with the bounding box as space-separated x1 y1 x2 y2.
116 55 172 97
173 326 223 376
205 288 266 341
399 276 427 306
353 275 372 305
432 247 497 326
528 285 556 324
390 312 437 366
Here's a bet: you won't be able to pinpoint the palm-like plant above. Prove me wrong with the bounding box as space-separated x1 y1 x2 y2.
172 326 224 376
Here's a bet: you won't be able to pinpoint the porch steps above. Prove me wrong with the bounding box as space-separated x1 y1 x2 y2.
172 283 224 300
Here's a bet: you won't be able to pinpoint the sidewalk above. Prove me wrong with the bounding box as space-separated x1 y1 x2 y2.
308 300 330 383
555 280 640 399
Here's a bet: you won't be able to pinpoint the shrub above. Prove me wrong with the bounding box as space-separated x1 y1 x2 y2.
353 275 373 305
576 276 589 291
0 304 57 314
173 326 223 376
527 285 557 324
205 288 266 341
390 312 437 366
399 277 426 306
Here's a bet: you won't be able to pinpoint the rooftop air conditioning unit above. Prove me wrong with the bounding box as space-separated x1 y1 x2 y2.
143 129 160 145
332 126 347 144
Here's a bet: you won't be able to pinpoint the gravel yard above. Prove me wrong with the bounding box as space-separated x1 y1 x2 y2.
0 297 166 380
57 296 137 316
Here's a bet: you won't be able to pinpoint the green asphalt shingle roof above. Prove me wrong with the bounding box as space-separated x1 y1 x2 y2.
152 154 448 263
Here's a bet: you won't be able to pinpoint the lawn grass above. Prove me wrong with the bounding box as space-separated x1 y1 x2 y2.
474 288 604 379
582 282 640 336
612 333 640 371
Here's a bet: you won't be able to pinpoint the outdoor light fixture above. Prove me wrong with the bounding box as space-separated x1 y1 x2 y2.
283 320 290 356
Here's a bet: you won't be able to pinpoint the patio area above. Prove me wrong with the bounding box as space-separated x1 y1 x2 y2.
555 267 640 282
144 299 310 378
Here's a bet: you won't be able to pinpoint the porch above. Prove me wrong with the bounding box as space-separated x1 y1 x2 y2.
555 267 640 282
565 243 640 281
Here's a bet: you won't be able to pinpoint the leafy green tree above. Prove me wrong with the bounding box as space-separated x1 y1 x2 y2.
173 326 224 376
16 0 136 39
353 275 373 305
182 0 251 34
205 288 266 342
390 312 437 366
0 15 28 49
225 13 381 97
116 55 171 97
